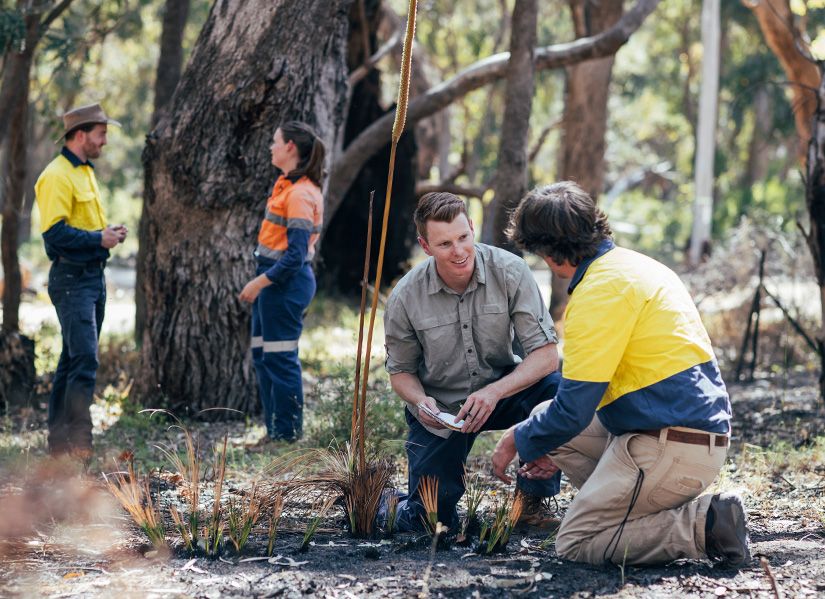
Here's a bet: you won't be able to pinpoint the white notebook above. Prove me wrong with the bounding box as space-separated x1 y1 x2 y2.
419 405 465 431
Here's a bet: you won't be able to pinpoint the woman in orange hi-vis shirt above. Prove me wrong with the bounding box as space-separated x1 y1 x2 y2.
239 121 325 444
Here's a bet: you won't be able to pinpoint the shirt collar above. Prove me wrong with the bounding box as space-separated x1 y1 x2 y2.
61 146 94 169
426 243 486 295
568 238 615 294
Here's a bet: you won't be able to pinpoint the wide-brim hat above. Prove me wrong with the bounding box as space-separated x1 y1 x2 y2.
56 103 121 143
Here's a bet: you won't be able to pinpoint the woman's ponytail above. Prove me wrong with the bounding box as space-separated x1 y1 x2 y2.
280 121 326 187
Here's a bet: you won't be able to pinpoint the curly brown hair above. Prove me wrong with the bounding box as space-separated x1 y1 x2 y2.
507 181 612 266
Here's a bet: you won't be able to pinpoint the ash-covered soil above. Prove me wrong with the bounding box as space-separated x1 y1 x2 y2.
1 374 824 598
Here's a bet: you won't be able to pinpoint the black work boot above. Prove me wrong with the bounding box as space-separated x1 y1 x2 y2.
515 491 560 533
705 493 751 567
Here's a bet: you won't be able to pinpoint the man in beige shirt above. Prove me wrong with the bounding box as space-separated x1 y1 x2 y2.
383 192 561 532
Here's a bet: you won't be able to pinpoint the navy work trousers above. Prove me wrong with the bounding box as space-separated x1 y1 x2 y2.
251 263 315 440
47 260 106 454
395 371 562 531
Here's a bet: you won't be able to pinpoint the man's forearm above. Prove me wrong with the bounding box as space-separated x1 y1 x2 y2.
483 343 559 401
389 372 429 408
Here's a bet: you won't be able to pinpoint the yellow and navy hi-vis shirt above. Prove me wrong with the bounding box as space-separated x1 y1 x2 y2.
34 147 109 263
255 175 323 285
514 239 731 462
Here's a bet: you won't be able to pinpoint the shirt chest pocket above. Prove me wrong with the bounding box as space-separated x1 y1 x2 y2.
474 302 514 357
413 312 461 370
71 188 101 229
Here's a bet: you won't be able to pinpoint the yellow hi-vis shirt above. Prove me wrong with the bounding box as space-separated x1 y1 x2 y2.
514 240 730 462
35 150 107 234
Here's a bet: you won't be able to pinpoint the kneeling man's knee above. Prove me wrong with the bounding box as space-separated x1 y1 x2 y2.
529 399 553 418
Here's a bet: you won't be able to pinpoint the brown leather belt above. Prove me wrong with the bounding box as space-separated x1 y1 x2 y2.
637 428 729 447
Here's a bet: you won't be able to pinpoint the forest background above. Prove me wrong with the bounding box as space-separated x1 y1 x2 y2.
0 1 824 596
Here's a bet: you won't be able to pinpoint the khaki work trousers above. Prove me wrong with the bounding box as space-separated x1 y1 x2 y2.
531 402 728 565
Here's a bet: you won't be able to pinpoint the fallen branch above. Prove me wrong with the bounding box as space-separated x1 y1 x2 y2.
760 556 783 599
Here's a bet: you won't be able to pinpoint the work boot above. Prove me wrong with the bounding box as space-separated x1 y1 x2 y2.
705 493 751 567
515 491 560 533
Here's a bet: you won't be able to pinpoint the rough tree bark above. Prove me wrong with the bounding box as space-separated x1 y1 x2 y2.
136 0 191 346
550 0 623 321
482 0 537 250
136 0 351 414
1 13 35 335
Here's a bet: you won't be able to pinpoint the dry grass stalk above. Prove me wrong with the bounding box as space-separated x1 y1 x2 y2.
355 0 418 472
226 485 262 554
300 495 337 552
103 461 166 551
350 191 375 455
157 423 202 552
266 491 285 557
201 435 229 556
419 521 445 599
418 475 439 535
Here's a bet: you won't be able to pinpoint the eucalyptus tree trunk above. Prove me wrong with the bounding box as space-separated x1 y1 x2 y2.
804 64 825 402
550 0 623 321
687 0 720 267
136 0 191 346
136 0 351 413
1 10 38 334
482 0 537 250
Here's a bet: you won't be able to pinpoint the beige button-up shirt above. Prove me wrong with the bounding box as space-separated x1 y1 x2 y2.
384 243 558 437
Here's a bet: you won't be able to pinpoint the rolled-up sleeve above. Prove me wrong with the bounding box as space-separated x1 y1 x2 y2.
509 263 558 354
384 293 422 374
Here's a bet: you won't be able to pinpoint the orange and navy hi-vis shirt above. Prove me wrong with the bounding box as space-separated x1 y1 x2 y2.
256 175 323 284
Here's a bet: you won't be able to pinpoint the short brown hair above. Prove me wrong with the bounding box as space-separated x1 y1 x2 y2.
65 122 97 141
413 192 468 239
507 181 612 266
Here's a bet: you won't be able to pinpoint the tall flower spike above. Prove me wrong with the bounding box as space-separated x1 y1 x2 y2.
392 0 418 144
357 0 418 472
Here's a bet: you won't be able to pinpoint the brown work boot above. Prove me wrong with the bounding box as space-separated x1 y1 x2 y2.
515 492 561 533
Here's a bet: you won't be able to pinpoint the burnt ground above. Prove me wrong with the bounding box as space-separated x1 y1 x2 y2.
1 372 824 598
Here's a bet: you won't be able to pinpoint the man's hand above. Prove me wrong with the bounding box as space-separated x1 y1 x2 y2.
416 396 447 429
112 224 128 243
457 386 499 433
518 455 559 480
491 427 519 484
100 226 121 248
238 274 271 303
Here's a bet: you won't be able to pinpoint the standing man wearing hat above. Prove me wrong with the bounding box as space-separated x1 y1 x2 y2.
35 103 127 460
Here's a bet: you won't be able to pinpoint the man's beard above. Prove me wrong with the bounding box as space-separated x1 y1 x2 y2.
84 142 101 159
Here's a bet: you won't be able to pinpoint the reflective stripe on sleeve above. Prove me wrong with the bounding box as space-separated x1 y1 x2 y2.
286 217 314 231
256 244 284 261
251 336 264 349
262 339 299 353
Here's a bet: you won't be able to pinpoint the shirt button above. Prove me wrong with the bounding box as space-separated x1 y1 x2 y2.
472 371 478 376
467 348 473 354
539 317 543 322
463 324 468 329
